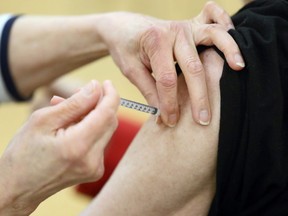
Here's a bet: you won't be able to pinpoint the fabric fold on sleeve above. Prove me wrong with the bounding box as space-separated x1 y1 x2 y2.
209 0 288 215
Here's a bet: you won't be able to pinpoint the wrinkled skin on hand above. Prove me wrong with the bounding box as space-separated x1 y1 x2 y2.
0 80 119 215
98 1 244 127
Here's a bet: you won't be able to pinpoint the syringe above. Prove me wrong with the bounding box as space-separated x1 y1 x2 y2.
120 98 160 116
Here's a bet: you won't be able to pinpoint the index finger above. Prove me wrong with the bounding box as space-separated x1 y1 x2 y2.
142 28 180 127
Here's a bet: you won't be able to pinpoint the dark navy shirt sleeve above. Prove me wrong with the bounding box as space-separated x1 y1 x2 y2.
209 0 288 215
0 14 31 102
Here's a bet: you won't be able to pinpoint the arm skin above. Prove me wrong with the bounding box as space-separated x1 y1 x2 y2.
8 1 244 127
9 15 109 99
0 4 235 215
81 48 223 216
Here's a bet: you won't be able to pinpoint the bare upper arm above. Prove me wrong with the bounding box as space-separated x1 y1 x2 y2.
81 49 224 216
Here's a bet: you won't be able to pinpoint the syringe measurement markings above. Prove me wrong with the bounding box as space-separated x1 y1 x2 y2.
120 98 159 115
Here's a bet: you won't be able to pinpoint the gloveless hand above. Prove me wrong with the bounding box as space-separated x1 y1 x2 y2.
96 1 244 127
0 80 119 216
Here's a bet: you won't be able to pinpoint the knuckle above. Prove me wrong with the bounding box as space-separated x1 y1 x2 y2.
82 161 105 181
59 151 103 180
91 163 105 180
142 91 155 104
141 26 164 56
66 98 81 112
145 27 163 44
170 21 183 33
121 65 134 78
204 24 226 38
71 159 105 182
61 99 85 120
185 57 204 77
204 1 229 24
157 72 177 89
204 24 218 34
204 1 217 13
29 109 47 126
61 144 87 162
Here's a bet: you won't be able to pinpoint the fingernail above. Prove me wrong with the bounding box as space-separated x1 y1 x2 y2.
51 95 62 101
168 114 177 128
82 80 96 96
199 109 210 126
234 54 245 68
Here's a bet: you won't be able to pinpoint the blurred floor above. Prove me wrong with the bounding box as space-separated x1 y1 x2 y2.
0 0 243 215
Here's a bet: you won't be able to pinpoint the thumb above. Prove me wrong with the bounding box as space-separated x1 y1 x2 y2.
47 80 103 128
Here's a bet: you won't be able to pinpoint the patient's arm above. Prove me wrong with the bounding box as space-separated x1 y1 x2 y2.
81 49 223 216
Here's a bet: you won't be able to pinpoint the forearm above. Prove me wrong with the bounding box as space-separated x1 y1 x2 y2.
0 157 39 216
0 152 62 216
9 14 109 97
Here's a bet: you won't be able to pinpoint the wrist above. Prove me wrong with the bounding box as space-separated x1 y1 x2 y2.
92 12 132 49
0 157 38 216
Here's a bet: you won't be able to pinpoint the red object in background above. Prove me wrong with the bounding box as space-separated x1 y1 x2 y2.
76 117 142 197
